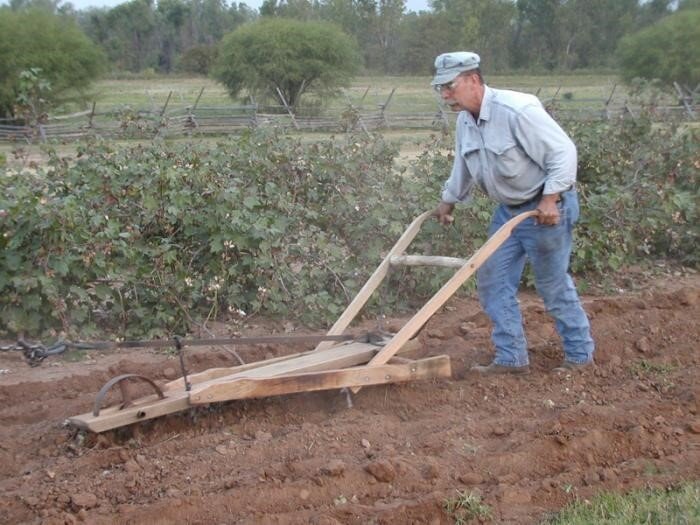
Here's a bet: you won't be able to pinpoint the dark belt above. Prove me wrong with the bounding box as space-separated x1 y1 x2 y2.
508 185 573 209
508 187 544 209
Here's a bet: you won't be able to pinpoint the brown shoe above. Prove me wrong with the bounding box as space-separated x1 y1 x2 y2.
552 360 594 373
470 363 530 375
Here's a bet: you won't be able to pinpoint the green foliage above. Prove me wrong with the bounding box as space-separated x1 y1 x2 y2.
14 68 52 125
177 45 219 76
511 0 639 71
630 359 676 377
617 9 700 87
57 0 694 77
546 482 699 524
213 18 361 108
0 8 104 119
443 489 492 524
0 130 434 337
567 115 699 272
1 114 697 339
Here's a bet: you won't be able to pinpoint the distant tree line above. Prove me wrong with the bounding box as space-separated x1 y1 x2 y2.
5 0 698 76
1 0 698 119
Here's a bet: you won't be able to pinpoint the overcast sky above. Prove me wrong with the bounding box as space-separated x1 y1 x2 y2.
4 0 432 13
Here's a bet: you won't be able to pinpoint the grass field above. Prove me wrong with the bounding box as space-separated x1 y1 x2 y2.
69 72 626 116
0 72 670 168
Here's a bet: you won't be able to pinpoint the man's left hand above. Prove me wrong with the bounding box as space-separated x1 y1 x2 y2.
536 194 560 225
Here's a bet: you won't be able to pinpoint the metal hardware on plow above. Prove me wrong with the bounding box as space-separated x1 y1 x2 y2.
1 333 371 367
92 374 165 417
0 340 68 367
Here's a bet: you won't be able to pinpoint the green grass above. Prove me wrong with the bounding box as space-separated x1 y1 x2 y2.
443 489 492 524
544 483 700 524
59 73 627 116
3 72 631 167
630 359 677 376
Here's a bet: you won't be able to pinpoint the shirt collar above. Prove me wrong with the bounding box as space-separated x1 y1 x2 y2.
478 85 493 123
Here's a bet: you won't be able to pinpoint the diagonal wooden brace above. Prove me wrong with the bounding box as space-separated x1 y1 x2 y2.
351 209 539 393
188 355 451 404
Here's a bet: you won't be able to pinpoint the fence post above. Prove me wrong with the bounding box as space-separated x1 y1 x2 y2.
154 91 173 138
185 87 204 135
434 95 449 130
359 86 370 105
275 87 299 130
378 88 395 129
545 85 561 116
604 84 617 120
343 93 370 137
674 82 696 119
88 101 96 129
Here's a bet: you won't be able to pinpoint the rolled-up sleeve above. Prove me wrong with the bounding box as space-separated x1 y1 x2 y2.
441 118 475 203
513 105 577 195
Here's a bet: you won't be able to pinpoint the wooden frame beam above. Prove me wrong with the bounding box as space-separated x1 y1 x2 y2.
189 355 451 404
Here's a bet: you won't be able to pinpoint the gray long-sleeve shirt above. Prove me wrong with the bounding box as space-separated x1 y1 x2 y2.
441 86 577 206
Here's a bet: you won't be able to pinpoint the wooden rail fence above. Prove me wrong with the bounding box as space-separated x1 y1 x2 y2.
1 83 697 144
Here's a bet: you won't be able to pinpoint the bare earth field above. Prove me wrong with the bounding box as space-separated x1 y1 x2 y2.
1 273 699 524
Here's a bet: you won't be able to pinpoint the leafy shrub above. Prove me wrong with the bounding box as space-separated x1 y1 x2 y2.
177 45 218 76
617 8 700 88
568 114 698 271
214 18 361 108
0 130 447 337
1 117 697 339
0 8 104 118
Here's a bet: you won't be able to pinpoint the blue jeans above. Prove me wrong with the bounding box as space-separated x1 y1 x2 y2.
476 188 594 366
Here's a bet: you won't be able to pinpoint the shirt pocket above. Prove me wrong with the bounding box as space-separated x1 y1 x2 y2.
460 141 481 176
485 139 529 179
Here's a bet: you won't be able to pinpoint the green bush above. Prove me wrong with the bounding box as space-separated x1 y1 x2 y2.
0 117 697 339
177 45 219 76
0 8 104 118
214 18 361 108
0 131 446 337
568 115 698 271
617 9 700 88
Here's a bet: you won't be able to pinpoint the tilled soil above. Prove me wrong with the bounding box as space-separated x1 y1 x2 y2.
1 274 699 524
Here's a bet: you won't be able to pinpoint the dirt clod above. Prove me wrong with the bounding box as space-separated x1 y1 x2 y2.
635 336 652 353
70 493 98 510
322 459 346 477
365 459 396 483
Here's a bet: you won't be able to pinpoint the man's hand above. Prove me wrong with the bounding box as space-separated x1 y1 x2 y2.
432 202 455 225
536 193 560 225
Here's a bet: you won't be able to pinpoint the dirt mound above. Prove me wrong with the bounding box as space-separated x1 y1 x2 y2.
1 274 699 524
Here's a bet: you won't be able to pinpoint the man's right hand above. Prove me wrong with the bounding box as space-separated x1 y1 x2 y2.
432 202 455 225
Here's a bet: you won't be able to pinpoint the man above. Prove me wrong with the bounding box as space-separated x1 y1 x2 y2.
431 51 594 375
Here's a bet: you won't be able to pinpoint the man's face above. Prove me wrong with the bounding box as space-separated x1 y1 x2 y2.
435 72 482 114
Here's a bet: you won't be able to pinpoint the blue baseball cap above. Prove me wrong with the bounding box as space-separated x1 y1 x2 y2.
431 52 480 86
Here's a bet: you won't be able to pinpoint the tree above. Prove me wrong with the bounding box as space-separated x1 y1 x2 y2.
103 0 159 72
78 0 255 74
617 9 700 88
395 12 457 74
431 0 515 72
213 18 361 109
0 8 104 118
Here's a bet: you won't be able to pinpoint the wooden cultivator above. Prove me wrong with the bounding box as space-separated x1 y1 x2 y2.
69 210 537 432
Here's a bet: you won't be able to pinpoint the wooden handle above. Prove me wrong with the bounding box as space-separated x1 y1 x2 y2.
362 209 540 370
